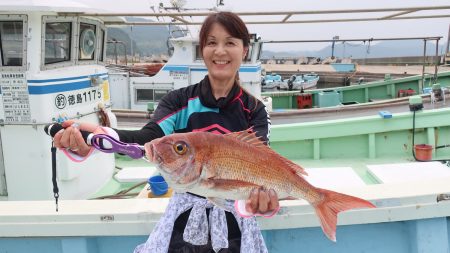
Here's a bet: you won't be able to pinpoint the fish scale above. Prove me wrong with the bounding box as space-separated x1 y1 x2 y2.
207 140 308 199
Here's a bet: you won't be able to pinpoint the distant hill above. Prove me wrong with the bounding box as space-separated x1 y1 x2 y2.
106 17 186 57
106 22 444 59
261 40 445 59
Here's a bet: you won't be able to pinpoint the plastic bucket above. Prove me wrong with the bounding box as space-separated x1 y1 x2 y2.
414 144 433 161
148 175 169 196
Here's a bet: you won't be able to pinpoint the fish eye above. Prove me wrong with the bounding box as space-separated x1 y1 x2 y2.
173 142 188 155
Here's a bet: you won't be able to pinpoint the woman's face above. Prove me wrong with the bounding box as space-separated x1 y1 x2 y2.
202 23 248 83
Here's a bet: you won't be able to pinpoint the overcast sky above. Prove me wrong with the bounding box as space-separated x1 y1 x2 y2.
77 0 450 51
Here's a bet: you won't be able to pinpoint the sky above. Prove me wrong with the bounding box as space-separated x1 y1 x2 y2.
76 0 450 52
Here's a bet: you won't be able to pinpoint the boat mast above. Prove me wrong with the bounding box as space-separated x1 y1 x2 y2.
446 24 450 65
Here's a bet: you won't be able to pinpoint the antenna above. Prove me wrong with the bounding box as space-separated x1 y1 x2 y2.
170 0 186 10
331 36 339 59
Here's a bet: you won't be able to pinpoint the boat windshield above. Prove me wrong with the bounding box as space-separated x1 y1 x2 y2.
79 22 96 61
0 21 23 66
44 22 72 64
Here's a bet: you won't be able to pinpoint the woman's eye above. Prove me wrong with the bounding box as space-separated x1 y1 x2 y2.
207 41 216 45
173 142 188 155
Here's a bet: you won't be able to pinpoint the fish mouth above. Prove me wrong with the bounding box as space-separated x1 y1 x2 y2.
145 143 163 165
145 142 179 179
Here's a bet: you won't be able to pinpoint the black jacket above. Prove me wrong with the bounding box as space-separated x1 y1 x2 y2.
115 76 270 144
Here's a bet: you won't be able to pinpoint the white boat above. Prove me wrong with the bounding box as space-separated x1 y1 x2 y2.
261 73 283 90
279 73 319 90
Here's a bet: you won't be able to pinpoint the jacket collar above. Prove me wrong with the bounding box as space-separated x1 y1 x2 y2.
199 75 241 109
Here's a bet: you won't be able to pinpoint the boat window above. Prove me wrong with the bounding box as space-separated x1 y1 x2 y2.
98 28 105 62
136 89 154 102
0 21 23 66
45 22 72 64
154 89 170 101
79 23 96 60
136 89 171 102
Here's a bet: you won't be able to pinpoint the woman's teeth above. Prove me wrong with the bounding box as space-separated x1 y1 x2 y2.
214 60 229 64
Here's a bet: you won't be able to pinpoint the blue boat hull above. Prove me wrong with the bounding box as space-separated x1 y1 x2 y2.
2 217 449 253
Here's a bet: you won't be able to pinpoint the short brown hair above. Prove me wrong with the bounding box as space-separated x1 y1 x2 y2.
199 12 250 52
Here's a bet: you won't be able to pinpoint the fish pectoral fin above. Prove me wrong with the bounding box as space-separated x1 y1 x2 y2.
207 197 230 210
205 178 260 191
280 196 297 200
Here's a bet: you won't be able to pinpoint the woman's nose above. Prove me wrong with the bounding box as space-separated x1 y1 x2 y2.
214 44 226 55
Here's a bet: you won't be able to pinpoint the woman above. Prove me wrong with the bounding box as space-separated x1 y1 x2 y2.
54 12 278 253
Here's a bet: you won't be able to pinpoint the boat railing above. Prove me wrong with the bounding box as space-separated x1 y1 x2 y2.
131 81 175 85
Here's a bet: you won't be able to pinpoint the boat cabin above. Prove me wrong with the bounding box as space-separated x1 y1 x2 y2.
0 5 115 200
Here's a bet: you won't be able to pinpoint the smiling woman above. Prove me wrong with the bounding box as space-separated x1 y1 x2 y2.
130 12 275 253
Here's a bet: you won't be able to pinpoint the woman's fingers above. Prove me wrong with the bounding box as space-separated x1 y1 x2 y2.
71 128 91 156
267 189 279 212
245 188 259 213
53 129 65 148
53 120 76 148
258 189 270 213
58 127 73 148
69 128 79 151
61 120 75 128
245 188 279 214
51 121 100 157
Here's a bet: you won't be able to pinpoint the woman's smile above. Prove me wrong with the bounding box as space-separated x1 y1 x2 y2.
213 60 230 65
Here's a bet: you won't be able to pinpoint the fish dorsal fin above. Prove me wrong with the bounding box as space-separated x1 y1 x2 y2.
225 129 308 177
224 129 266 148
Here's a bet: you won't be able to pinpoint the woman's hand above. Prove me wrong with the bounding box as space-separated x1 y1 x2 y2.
245 187 279 215
53 120 101 157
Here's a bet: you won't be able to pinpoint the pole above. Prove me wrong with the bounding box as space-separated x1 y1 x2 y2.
331 35 339 59
434 38 439 83
446 24 450 64
421 39 427 91
331 41 335 58
114 41 118 64
130 26 134 63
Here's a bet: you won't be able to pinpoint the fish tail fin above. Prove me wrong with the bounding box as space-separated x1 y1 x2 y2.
312 188 375 242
